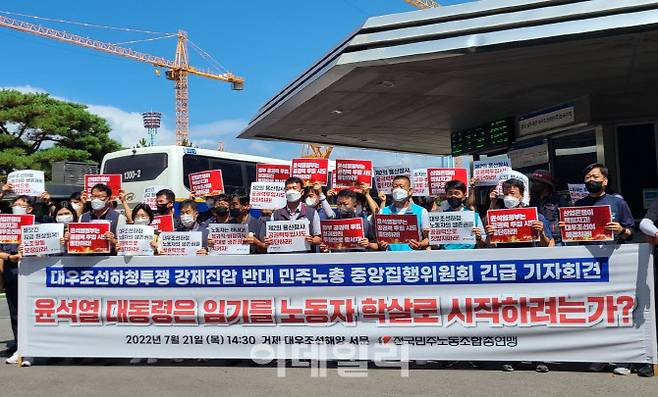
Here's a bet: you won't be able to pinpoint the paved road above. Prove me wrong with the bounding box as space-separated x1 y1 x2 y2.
0 297 655 397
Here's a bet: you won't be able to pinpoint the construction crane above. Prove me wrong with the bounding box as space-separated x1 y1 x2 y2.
301 144 333 159
403 0 440 9
0 12 243 145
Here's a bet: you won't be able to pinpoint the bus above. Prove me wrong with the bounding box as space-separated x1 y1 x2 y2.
101 146 292 210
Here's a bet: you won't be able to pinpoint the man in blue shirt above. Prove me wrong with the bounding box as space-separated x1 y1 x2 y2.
376 175 429 251
438 180 486 250
572 163 633 242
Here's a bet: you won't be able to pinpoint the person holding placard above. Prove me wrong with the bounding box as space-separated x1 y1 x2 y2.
436 180 486 250
529 170 570 244
79 183 126 236
485 178 554 249
320 189 377 253
226 192 267 254
173 199 208 255
303 182 336 220
263 177 322 252
376 175 429 251
0 195 37 366
567 163 634 244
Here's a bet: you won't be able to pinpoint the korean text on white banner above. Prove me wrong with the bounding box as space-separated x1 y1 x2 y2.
249 182 286 210
21 223 64 257
7 170 45 196
266 220 310 253
157 231 202 256
18 246 657 363
117 225 155 256
373 166 411 194
412 169 429 197
142 185 168 211
428 211 477 245
207 224 250 255
473 158 511 186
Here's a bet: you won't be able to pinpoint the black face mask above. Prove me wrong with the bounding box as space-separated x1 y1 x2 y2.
214 206 228 217
156 204 169 214
229 208 241 218
336 207 356 219
585 180 604 194
447 197 464 209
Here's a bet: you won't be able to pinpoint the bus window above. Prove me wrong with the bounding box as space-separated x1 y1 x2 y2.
103 153 169 182
183 154 245 194
244 162 257 187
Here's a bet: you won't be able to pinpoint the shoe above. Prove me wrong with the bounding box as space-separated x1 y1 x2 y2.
5 351 18 365
535 363 549 373
613 366 631 376
20 358 31 367
588 362 609 372
129 358 144 365
637 364 654 377
501 364 514 372
146 358 158 365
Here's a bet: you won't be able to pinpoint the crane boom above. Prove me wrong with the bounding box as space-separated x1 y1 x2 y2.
0 14 244 145
403 0 440 9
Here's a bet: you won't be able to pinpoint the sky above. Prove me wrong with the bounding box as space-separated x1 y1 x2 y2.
0 0 472 168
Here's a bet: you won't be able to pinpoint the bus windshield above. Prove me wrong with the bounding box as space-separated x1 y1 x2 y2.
103 153 169 182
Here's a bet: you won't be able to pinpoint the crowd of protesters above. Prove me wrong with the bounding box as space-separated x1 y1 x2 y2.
0 162 654 377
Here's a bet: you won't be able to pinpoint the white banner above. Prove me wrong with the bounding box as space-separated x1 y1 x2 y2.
412 169 429 197
473 158 511 186
18 245 657 362
157 232 202 256
207 223 250 255
21 223 64 256
117 225 155 256
568 183 589 203
249 182 286 210
428 211 476 245
142 185 168 211
266 220 310 253
373 166 411 195
7 169 45 196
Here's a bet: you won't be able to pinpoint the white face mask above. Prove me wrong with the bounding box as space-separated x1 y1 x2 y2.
305 197 318 208
12 206 27 215
391 188 409 202
56 214 74 224
71 202 83 212
180 214 195 227
286 189 302 203
503 195 521 209
134 217 150 225
90 198 106 211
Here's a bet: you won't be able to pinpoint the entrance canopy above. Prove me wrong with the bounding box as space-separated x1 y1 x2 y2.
239 0 658 155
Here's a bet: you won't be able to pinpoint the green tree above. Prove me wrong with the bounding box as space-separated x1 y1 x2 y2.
0 89 121 178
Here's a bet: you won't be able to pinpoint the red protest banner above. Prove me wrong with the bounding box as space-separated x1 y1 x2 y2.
560 205 613 242
320 218 365 250
84 174 122 199
256 164 291 182
335 160 373 189
291 158 329 186
188 170 224 196
373 214 419 244
427 168 468 196
151 215 175 233
0 214 35 244
67 222 111 254
486 207 538 244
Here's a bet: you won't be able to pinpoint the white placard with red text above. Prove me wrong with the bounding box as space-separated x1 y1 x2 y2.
266 220 311 253
117 225 155 256
21 223 64 256
208 223 250 255
158 232 202 256
249 182 286 210
7 170 45 196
